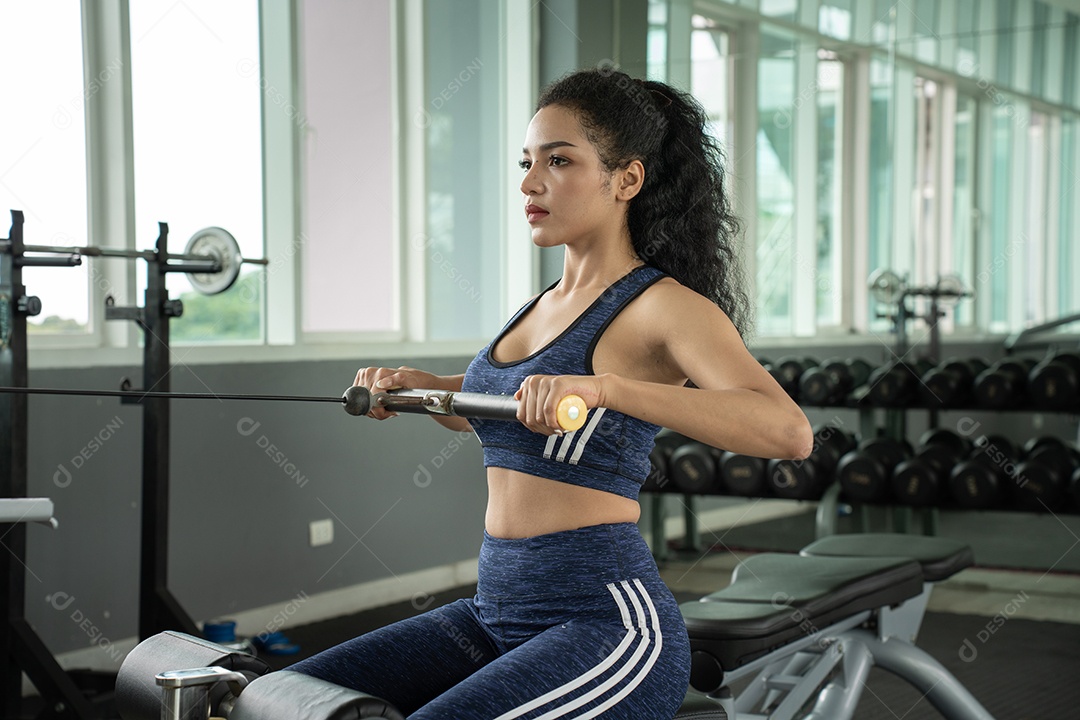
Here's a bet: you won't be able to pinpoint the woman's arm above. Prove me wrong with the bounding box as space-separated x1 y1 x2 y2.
515 284 814 460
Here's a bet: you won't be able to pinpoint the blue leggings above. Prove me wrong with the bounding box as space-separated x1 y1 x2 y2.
287 522 690 719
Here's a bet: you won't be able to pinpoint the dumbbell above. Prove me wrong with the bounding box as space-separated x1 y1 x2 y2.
768 356 819 401
948 441 1018 509
1027 352 1080 409
642 431 685 493
973 434 1018 462
1013 437 1079 511
668 439 722 494
862 360 933 407
767 425 855 500
719 452 767 496
973 357 1036 408
919 358 989 408
891 429 969 506
836 436 911 503
798 357 873 406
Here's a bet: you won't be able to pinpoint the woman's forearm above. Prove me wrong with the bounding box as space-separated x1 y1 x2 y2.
601 373 812 460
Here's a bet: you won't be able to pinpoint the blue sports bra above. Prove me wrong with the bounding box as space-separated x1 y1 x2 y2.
461 265 667 500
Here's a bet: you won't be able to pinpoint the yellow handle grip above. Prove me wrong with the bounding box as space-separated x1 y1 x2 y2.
556 395 588 432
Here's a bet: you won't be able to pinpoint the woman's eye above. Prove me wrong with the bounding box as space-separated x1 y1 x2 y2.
549 155 568 166
518 159 531 171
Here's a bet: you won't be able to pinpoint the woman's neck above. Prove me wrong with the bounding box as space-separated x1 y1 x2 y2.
557 238 642 294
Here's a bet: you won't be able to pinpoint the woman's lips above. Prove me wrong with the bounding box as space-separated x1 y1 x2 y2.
525 204 549 223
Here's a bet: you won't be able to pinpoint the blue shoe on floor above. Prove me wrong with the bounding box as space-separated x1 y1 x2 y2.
253 631 301 656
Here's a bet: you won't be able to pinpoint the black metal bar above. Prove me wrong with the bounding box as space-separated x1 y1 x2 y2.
11 620 96 718
0 386 346 406
2 209 95 718
138 223 200 640
1 210 28 719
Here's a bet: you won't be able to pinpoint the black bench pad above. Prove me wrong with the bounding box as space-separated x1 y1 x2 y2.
681 553 922 673
675 689 728 718
800 533 974 582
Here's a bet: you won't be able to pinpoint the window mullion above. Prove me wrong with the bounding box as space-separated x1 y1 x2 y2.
81 0 136 350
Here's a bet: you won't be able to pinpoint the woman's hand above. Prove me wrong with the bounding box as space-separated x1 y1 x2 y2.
352 365 444 421
515 374 606 435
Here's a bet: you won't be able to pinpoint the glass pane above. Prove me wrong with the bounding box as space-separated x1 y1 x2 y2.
994 0 1015 88
818 0 853 40
1065 15 1079 107
647 0 668 81
985 106 1012 331
1061 119 1077 316
690 25 732 153
300 0 394 333
912 0 939 65
913 77 938 289
424 0 503 340
955 0 978 75
868 57 893 331
952 95 977 327
760 0 798 24
816 57 843 326
0 0 90 334
756 28 796 336
871 0 895 46
129 0 264 342
1023 112 1047 326
1030 2 1049 98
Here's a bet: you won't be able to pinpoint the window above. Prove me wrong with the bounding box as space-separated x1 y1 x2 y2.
299 0 394 336
818 0 853 40
690 24 734 154
129 0 264 342
952 94 978 327
755 28 797 336
867 57 893 328
816 54 844 326
1060 119 1079 316
423 0 503 341
0 0 90 334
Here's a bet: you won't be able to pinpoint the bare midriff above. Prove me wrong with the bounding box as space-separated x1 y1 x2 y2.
485 467 641 539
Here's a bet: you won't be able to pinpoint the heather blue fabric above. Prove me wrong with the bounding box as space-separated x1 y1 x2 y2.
461 265 667 500
288 523 691 719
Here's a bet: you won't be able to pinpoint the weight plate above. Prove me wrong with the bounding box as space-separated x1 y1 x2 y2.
868 268 903 305
184 227 242 295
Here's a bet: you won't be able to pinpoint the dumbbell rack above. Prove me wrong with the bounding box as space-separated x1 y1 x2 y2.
1 210 210 719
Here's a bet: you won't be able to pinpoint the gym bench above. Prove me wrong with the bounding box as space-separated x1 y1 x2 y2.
115 534 991 720
679 533 993 720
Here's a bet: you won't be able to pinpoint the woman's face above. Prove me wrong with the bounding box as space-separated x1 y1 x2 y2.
519 104 627 248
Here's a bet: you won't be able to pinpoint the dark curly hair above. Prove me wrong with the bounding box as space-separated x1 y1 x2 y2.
536 67 753 339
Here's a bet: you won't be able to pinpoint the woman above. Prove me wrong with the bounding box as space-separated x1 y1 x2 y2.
290 68 812 719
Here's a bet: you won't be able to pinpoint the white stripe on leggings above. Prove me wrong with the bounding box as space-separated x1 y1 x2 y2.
492 580 660 720
572 579 665 719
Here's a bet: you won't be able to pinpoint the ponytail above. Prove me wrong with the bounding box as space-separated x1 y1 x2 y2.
536 68 753 340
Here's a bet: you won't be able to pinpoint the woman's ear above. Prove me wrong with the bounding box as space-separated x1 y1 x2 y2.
615 159 645 201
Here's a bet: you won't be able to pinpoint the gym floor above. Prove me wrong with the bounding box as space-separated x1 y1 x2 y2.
29 505 1078 719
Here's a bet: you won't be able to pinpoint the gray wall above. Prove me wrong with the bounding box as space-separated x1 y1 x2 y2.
26 355 484 656
25 338 1080 656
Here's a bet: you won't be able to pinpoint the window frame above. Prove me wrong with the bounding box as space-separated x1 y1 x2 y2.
30 0 536 370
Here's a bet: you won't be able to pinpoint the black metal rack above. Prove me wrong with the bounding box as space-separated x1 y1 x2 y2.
1 209 216 718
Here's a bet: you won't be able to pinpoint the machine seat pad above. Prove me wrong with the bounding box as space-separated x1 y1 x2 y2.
116 631 270 720
674 688 728 718
800 533 974 582
231 671 405 720
681 553 922 672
